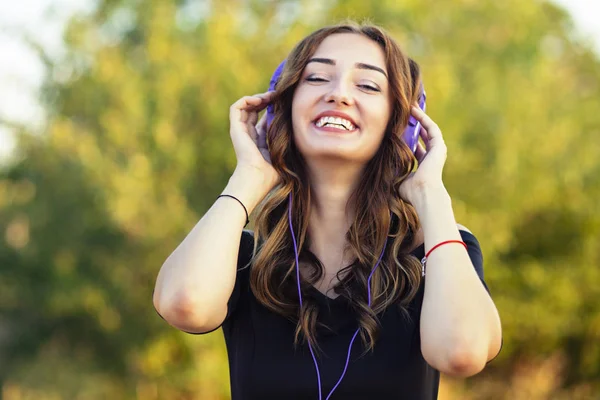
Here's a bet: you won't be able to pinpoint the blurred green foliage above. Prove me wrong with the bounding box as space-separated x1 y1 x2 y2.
1 0 599 398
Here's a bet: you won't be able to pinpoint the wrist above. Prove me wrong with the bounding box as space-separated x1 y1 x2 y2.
410 182 451 213
412 185 461 249
224 168 272 214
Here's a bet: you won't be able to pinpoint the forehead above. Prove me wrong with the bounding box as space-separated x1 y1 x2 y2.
310 33 386 70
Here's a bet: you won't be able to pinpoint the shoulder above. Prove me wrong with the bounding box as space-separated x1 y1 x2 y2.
241 228 255 245
241 228 255 241
456 223 473 234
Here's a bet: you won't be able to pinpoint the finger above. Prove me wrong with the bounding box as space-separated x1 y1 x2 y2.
249 112 267 144
411 106 443 143
247 109 259 127
257 113 268 149
246 114 259 141
230 100 254 126
418 124 431 151
247 95 272 114
248 102 269 139
231 92 273 114
239 109 248 124
251 90 275 106
256 112 267 135
249 90 275 102
415 141 427 163
230 95 270 132
258 90 275 101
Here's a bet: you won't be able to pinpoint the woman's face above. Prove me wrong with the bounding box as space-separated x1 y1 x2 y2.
291 33 392 164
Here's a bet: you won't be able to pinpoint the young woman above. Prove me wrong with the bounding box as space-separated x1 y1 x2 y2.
153 22 503 400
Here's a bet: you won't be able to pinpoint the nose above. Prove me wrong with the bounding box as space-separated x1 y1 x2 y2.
324 78 354 106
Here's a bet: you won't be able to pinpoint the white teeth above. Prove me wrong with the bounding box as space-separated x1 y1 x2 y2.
315 116 355 130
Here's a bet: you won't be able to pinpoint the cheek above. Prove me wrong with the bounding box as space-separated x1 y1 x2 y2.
291 91 304 125
367 102 391 132
291 90 312 133
291 103 303 137
290 99 306 152
365 103 391 153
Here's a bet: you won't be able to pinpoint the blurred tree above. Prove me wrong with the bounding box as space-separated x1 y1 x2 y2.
0 0 599 398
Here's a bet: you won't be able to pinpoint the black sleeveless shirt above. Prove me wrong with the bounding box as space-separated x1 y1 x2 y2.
184 229 500 399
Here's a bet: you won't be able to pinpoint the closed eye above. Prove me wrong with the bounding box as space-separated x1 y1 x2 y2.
306 77 328 83
306 76 381 92
358 84 381 92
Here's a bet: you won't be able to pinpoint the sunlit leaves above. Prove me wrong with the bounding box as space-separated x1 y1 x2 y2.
1 0 599 398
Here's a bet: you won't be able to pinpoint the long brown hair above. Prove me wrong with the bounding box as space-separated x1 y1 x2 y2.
250 22 423 355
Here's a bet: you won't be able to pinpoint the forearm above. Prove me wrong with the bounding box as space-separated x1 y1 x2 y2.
153 168 268 331
414 184 502 376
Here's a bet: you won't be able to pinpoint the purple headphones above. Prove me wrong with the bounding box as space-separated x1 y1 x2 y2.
267 60 424 399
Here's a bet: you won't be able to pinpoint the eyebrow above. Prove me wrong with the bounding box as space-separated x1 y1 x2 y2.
307 57 388 79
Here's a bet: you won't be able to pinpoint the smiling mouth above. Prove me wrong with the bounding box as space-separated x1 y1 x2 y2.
313 116 358 132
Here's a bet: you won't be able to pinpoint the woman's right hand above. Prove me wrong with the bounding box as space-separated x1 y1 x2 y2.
229 91 280 191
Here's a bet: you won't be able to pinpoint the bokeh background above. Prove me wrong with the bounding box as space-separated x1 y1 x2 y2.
1 0 599 399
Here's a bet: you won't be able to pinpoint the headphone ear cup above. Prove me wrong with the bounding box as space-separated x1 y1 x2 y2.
266 60 287 129
402 83 426 153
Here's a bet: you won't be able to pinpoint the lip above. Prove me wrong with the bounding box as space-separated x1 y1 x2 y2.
312 110 359 131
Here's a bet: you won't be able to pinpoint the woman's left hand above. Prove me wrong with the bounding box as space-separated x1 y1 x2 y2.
398 106 448 204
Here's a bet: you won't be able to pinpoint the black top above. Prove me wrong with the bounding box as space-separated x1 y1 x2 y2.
186 229 501 399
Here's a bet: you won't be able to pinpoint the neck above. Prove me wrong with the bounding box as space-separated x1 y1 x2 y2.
305 159 364 272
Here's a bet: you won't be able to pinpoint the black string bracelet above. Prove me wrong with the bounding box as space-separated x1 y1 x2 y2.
217 194 250 226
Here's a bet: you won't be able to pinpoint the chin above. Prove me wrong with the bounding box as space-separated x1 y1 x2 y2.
299 145 376 166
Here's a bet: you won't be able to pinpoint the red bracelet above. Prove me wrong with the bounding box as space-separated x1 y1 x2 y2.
421 240 468 277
